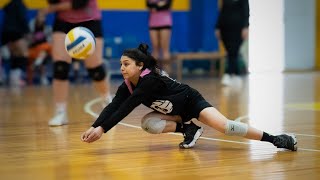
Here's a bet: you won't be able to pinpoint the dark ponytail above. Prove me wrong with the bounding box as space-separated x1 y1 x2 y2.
123 43 160 74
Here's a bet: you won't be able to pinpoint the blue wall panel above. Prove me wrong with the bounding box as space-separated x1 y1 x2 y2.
0 0 219 57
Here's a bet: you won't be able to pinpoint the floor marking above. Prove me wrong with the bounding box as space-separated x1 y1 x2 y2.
286 102 320 111
85 97 320 152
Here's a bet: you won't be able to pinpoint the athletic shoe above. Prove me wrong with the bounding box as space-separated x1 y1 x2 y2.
273 134 298 151
40 76 49 86
221 74 231 86
48 111 68 126
232 75 243 88
179 121 203 149
10 69 26 87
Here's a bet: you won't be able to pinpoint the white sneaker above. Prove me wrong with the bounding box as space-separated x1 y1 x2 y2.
41 76 49 85
10 69 26 87
232 75 243 88
48 111 68 126
221 74 231 86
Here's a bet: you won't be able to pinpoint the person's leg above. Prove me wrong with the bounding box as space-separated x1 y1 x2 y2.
221 30 243 86
85 38 111 104
8 38 29 86
149 29 160 60
34 43 51 85
159 28 171 60
141 111 182 133
221 29 242 75
49 32 72 126
198 107 297 151
159 28 172 74
29 47 48 85
141 111 203 148
8 37 29 58
220 38 232 86
224 42 241 76
72 59 81 83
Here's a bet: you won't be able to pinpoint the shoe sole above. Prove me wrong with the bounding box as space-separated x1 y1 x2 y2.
48 120 68 126
48 122 68 126
288 133 298 151
48 123 68 127
180 127 204 149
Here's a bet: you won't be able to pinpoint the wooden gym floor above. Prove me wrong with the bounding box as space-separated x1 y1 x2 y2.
0 72 319 179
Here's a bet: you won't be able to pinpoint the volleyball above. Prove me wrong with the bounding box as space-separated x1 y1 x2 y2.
65 26 96 60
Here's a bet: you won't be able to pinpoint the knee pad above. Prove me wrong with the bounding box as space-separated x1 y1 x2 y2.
53 61 71 80
87 65 106 81
141 116 166 134
225 120 248 136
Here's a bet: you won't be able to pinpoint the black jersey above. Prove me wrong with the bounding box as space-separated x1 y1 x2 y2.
92 70 211 133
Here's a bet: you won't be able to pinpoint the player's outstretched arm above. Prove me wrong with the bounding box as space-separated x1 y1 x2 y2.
81 126 104 143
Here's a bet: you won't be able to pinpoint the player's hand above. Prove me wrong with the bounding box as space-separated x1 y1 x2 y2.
83 126 104 143
81 127 95 141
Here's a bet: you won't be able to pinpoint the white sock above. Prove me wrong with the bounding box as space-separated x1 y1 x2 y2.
55 102 66 114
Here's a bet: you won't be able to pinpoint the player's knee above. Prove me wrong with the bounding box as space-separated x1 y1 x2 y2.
87 65 106 81
53 61 71 80
224 120 248 136
141 115 166 134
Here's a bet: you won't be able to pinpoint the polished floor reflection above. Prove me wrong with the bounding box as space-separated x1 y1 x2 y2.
0 72 319 179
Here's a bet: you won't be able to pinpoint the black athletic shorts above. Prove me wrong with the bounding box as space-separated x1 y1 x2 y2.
181 87 212 122
149 26 172 30
53 18 103 37
1 31 25 45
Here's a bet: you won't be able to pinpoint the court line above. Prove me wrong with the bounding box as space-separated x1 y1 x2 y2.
84 97 320 152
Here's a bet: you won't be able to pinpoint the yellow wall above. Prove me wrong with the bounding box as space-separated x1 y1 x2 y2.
0 0 189 11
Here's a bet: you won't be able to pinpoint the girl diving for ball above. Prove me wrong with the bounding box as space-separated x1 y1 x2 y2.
81 43 297 151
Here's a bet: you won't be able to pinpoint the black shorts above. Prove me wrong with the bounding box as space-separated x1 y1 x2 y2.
53 18 103 38
1 31 25 45
182 88 212 121
149 26 172 30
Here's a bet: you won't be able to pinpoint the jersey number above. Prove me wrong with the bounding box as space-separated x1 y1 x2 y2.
150 100 173 114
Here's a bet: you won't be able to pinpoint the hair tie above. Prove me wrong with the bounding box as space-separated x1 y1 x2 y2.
138 43 149 55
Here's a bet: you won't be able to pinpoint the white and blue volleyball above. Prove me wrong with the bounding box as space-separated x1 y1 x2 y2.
65 26 96 60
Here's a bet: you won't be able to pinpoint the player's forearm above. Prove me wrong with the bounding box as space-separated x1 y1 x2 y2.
100 93 143 133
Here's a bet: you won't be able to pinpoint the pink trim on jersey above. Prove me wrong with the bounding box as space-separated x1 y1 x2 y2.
57 0 101 23
125 69 151 94
140 68 151 77
149 10 172 28
124 80 133 94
